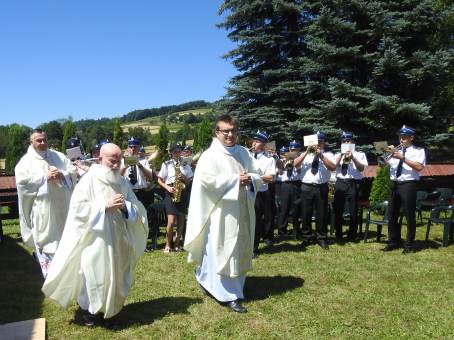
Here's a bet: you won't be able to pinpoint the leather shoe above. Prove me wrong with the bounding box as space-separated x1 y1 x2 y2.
382 244 400 252
318 240 329 250
226 300 247 313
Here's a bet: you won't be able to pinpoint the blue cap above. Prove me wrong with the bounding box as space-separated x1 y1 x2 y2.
68 137 80 148
341 131 353 140
92 139 109 151
289 140 301 149
316 131 326 141
139 146 145 153
280 146 289 153
128 137 141 147
169 142 182 152
398 125 415 136
252 130 269 143
183 145 192 151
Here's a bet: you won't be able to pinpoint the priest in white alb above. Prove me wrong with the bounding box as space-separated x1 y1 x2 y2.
15 129 77 278
184 114 263 313
42 143 148 326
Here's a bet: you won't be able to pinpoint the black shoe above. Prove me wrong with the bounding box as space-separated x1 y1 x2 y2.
144 246 154 253
318 240 329 250
226 300 247 313
402 247 415 254
82 313 100 327
300 240 309 250
263 239 274 246
252 251 259 259
382 244 400 252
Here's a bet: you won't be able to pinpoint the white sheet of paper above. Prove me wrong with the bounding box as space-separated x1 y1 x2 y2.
341 143 355 153
304 134 318 146
66 147 83 160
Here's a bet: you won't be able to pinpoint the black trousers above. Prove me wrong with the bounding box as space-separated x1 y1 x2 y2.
388 181 417 248
300 183 328 241
254 190 274 250
333 179 360 239
276 181 301 235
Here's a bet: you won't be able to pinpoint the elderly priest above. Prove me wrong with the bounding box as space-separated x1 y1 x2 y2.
184 114 263 313
42 143 148 326
15 129 77 278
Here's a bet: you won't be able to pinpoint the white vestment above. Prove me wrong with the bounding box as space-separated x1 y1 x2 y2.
184 138 262 301
42 164 148 319
15 146 77 254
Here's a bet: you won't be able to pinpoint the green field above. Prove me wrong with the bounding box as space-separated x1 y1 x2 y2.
121 107 212 134
1 217 453 339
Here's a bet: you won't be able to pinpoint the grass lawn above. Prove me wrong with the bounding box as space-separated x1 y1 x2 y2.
1 216 453 339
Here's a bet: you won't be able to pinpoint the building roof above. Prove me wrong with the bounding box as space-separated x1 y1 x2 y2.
0 176 17 191
363 164 454 179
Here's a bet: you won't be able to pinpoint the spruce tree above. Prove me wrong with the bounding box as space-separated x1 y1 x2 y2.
219 0 453 153
6 124 31 175
193 117 213 152
113 119 123 148
369 165 391 206
61 119 75 152
155 122 170 168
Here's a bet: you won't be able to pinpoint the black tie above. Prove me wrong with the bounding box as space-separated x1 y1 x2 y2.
130 165 138 185
396 148 406 178
254 153 258 159
341 163 348 176
311 155 319 175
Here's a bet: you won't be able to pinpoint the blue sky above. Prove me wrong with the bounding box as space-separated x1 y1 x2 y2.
0 0 236 127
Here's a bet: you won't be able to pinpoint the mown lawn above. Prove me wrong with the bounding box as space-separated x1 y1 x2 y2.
1 216 453 339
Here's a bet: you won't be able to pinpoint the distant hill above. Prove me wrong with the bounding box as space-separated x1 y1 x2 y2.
121 100 212 123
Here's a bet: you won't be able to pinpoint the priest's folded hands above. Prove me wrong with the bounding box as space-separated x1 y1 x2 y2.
105 193 126 212
239 170 251 186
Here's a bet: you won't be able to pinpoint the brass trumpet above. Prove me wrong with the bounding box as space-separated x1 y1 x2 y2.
383 143 404 161
342 153 352 164
307 145 317 154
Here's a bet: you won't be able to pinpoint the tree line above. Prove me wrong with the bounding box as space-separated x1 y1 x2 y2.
0 101 217 175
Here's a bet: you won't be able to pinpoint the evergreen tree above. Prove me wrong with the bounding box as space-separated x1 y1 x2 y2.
6 124 31 175
155 122 170 168
219 0 454 154
193 117 213 152
369 165 391 206
61 118 75 151
113 119 123 148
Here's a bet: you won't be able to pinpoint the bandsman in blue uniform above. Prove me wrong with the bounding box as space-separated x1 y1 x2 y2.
383 125 426 254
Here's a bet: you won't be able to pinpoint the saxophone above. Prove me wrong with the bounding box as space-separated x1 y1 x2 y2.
172 159 185 203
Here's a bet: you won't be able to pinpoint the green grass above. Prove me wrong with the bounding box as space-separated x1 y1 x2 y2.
1 216 453 339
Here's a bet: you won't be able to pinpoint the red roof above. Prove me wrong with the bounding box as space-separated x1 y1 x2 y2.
0 176 17 191
363 164 454 179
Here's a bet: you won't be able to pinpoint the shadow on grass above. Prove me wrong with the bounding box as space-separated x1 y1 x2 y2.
244 275 304 301
82 296 202 330
260 243 303 254
413 240 441 251
0 235 44 324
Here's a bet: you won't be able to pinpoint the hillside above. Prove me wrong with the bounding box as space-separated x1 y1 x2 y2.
121 107 213 134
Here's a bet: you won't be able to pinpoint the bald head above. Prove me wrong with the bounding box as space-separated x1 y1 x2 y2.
99 143 122 170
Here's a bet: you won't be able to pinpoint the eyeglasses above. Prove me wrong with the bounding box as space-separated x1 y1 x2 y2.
216 128 237 136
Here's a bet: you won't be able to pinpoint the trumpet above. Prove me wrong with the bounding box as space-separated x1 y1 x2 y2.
307 145 317 154
342 153 352 164
383 144 404 161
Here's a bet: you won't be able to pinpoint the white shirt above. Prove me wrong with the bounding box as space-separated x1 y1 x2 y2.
158 159 194 185
122 157 152 190
298 151 335 184
254 151 276 192
276 163 300 182
335 151 368 180
388 145 426 181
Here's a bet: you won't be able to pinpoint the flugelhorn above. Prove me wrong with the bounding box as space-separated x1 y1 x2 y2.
383 144 404 161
